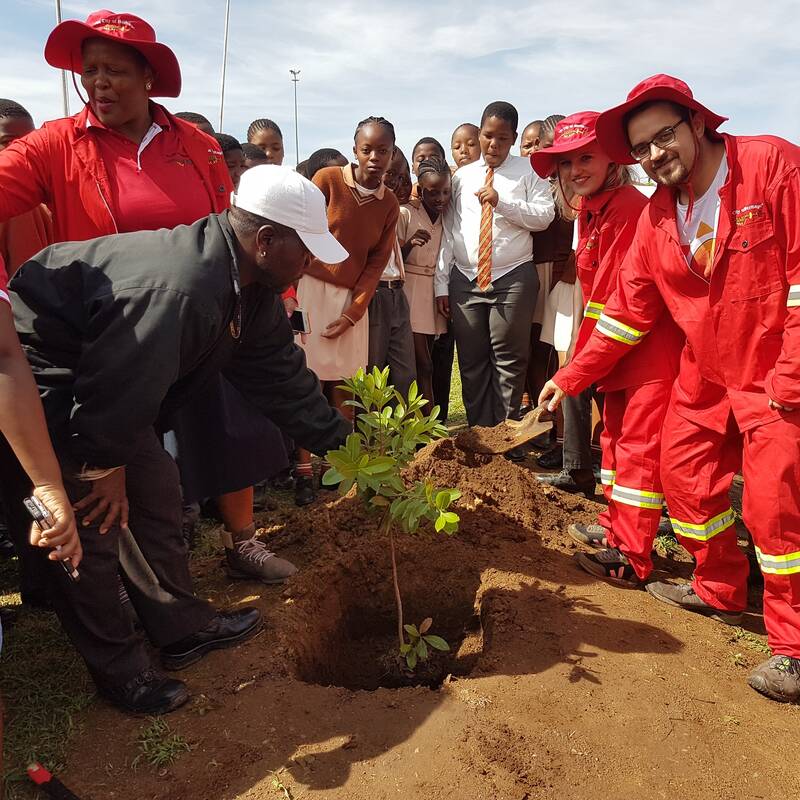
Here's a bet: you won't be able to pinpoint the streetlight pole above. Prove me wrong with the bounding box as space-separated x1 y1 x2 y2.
289 69 301 166
218 0 232 131
54 0 69 116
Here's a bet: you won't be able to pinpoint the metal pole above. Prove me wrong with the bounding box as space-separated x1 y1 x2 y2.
218 0 231 131
55 0 69 116
290 69 300 166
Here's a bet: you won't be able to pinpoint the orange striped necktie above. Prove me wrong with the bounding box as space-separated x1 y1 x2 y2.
476 167 494 291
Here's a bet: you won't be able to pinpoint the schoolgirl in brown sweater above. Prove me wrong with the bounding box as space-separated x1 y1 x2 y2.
294 116 399 503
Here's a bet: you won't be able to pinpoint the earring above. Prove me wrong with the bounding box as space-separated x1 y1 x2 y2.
145 82 152 91
259 251 267 258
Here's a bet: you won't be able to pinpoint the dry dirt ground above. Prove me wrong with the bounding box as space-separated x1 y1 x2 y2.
61 441 797 800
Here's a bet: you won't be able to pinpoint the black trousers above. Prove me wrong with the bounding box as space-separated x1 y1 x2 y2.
367 284 417 399
562 386 604 472
2 429 214 686
431 325 455 422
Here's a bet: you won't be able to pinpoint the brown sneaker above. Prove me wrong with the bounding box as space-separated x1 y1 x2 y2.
748 655 800 703
568 523 610 549
223 525 297 584
645 581 743 625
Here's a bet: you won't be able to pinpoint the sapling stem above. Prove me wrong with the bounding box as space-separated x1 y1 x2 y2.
387 515 404 650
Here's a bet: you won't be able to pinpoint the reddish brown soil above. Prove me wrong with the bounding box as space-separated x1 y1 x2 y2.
62 442 798 799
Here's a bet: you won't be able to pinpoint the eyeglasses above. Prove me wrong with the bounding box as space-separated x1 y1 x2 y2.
629 119 687 162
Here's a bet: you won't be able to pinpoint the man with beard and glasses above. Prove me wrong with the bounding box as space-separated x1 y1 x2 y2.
540 75 800 704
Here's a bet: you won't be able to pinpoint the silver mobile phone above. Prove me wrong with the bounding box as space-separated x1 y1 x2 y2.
290 308 311 335
23 495 80 582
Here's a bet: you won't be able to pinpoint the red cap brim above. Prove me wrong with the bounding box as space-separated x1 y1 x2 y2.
595 87 728 165
44 20 181 97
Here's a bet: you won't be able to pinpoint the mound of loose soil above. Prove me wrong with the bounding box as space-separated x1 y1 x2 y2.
59 444 800 800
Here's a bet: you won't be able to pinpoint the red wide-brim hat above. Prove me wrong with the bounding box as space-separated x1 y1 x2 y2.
595 74 727 165
44 9 181 97
530 111 601 177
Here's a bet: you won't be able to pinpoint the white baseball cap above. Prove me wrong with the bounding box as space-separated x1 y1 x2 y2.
231 164 348 264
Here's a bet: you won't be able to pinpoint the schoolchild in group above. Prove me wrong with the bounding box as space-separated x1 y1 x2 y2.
214 133 246 190
241 142 268 170
247 118 285 164
173 111 214 135
398 155 452 406
532 111 683 587
307 148 348 181
295 117 400 504
520 120 544 158
367 146 416 398
450 123 481 169
436 101 555 439
410 137 455 419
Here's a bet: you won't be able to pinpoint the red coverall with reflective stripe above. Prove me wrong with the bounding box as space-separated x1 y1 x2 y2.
574 186 683 579
557 134 800 657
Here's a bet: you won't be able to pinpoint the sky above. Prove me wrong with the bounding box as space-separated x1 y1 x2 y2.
3 0 800 165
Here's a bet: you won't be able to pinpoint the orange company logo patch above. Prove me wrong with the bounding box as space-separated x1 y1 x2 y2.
734 203 764 226
207 148 223 165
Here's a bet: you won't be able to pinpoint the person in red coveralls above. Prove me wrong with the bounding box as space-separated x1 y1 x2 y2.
0 9 296 585
531 111 683 588
540 75 800 704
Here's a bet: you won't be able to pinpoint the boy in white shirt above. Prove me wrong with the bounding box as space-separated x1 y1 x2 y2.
436 101 555 437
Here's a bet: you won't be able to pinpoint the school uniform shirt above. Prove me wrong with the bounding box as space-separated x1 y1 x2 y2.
307 164 399 323
435 154 555 296
398 200 446 335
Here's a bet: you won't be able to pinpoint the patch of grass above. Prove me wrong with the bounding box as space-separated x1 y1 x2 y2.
729 626 771 656
446 349 467 430
654 530 681 558
0 557 94 799
132 716 192 770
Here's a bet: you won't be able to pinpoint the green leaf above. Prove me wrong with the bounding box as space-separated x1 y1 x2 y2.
399 643 412 655
406 649 418 670
416 637 429 661
321 469 343 486
403 624 420 639
443 511 459 524
423 635 450 651
370 495 390 507
434 515 446 532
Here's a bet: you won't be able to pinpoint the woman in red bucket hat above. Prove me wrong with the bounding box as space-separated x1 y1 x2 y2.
0 11 293 714
531 111 683 589
540 74 800 704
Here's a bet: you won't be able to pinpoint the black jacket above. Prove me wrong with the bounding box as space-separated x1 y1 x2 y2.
10 211 351 469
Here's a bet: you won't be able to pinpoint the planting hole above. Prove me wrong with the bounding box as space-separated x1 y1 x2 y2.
291 554 484 691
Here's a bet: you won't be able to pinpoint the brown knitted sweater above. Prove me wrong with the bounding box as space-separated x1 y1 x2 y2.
307 164 399 323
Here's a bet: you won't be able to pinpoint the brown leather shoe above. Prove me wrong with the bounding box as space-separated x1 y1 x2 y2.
748 655 800 703
645 581 743 625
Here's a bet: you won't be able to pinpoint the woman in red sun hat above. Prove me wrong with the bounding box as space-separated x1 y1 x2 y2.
532 111 684 588
0 9 231 240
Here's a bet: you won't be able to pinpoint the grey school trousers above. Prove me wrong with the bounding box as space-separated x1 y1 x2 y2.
367 283 417 399
449 262 539 427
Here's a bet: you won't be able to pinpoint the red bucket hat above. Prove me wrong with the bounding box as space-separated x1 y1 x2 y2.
595 74 727 165
44 9 181 97
530 111 600 178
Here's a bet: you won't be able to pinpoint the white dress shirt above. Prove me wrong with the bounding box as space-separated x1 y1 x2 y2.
435 154 555 295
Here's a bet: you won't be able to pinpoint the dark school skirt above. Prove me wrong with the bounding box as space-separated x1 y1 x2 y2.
164 374 289 503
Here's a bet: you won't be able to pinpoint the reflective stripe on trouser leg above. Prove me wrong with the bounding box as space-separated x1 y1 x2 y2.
602 384 671 580
660 404 749 611
743 414 800 657
669 508 735 541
